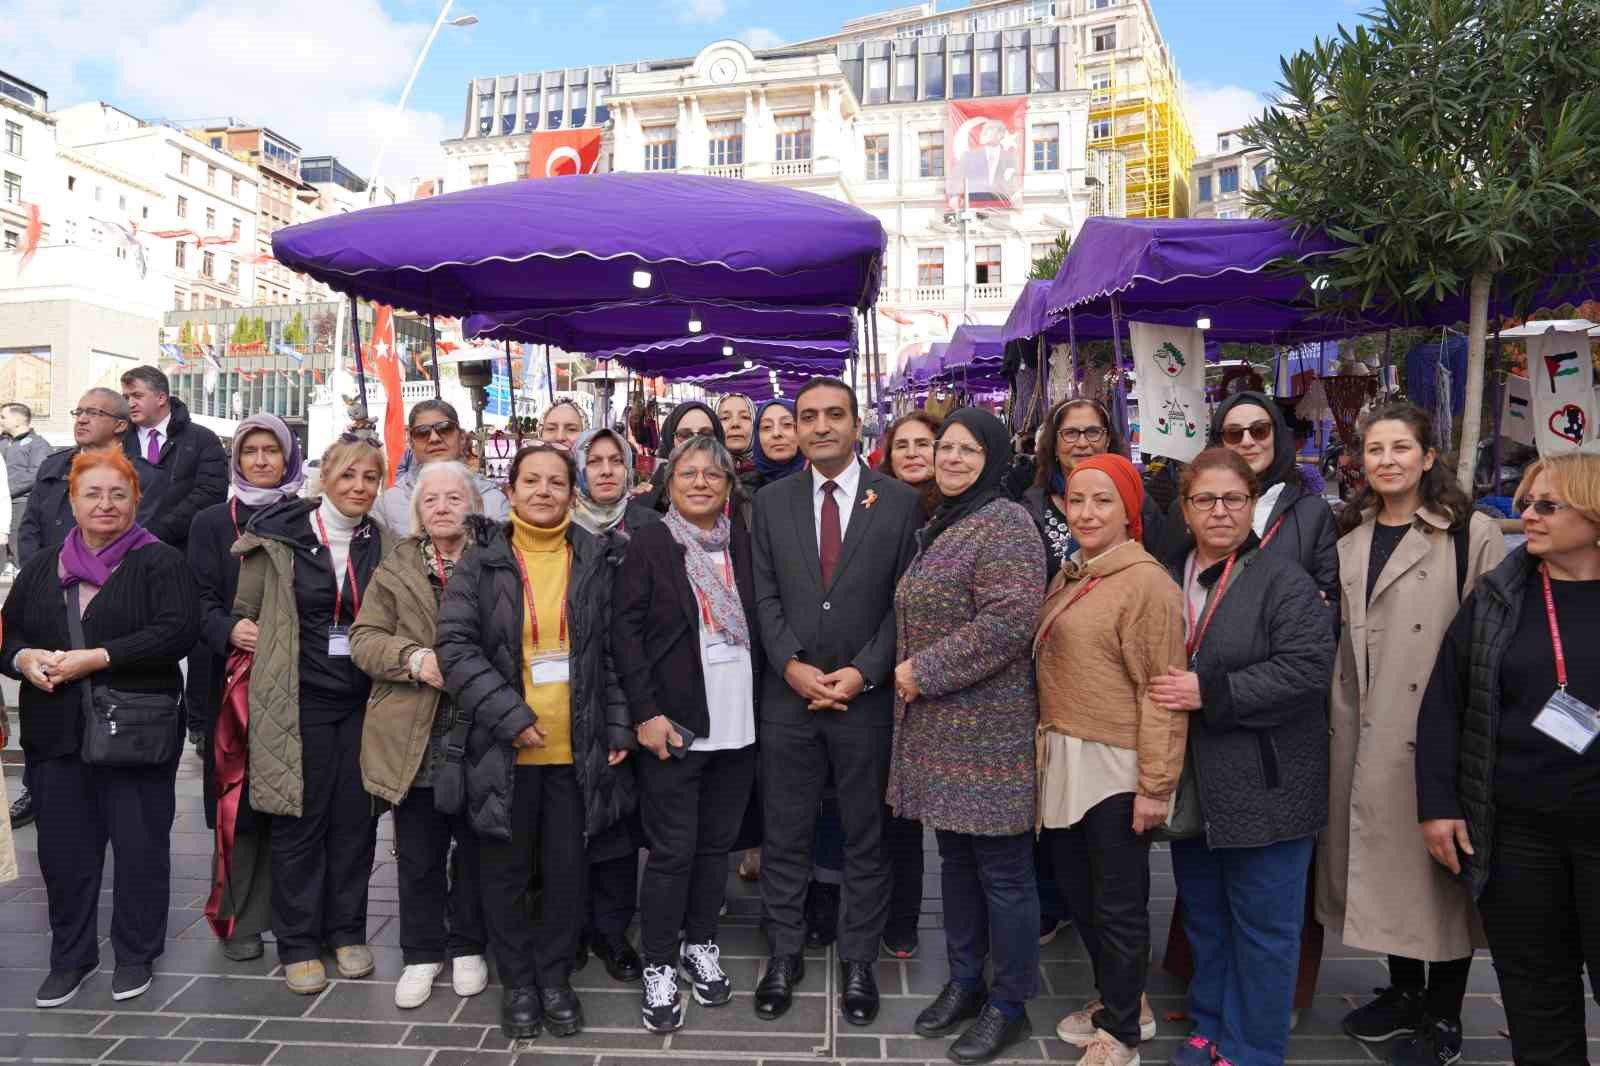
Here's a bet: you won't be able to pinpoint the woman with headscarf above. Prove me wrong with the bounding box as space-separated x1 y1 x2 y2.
745 399 806 495
890 407 1046 1065
718 393 757 478
573 428 660 544
189 413 304 963
639 401 726 513
539 400 588 451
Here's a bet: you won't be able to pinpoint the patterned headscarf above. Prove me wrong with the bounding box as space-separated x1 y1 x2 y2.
572 428 635 535
661 506 749 648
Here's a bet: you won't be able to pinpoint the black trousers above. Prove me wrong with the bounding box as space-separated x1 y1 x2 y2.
637 744 757 963
939 829 1041 1004
761 716 892 963
394 786 486 966
269 712 379 964
588 850 639 941
1478 805 1600 1065
32 753 178 971
1388 955 1473 1022
479 763 586 990
1050 793 1153 1048
886 810 925 930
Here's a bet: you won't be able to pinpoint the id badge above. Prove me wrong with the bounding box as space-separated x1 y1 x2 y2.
1531 688 1600 755
529 655 571 687
327 625 352 658
705 639 743 665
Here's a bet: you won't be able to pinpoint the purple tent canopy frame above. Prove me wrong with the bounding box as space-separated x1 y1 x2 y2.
463 297 858 353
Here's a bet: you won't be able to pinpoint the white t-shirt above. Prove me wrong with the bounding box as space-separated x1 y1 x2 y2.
690 612 755 753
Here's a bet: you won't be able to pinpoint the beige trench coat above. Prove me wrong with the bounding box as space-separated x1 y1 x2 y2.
1 760 16 884
1316 507 1503 960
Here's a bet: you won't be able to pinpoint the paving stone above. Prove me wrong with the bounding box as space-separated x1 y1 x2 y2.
835 1034 883 1058
160 976 316 1017
172 1016 262 1039
8 1033 120 1060
251 1017 411 1045
669 1031 829 1055
423 1053 522 1066
306 979 462 1023
0 1006 107 1033
885 1033 1045 1059
0 932 52 969
265 1044 432 1066
401 1023 491 1047
93 1012 186 1036
476 1026 669 1052
186 1039 278 1064
143 938 280 978
100 1035 202 1061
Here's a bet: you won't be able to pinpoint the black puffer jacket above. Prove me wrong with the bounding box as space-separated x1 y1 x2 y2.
1415 547 1536 900
1171 536 1335 849
434 519 635 844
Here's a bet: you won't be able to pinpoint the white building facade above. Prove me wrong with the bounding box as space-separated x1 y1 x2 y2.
1189 128 1270 220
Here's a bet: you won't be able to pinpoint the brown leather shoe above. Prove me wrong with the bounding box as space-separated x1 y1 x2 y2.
335 945 375 979
285 960 327 995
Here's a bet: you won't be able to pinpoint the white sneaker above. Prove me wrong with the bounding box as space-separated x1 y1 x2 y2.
1076 1029 1140 1066
395 962 443 1009
452 954 488 997
1056 996 1157 1046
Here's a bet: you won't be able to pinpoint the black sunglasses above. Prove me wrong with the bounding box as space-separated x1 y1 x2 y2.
409 418 458 440
1516 497 1569 517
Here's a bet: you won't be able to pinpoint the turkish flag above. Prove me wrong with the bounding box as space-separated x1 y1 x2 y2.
528 130 602 179
366 304 406 486
18 203 42 271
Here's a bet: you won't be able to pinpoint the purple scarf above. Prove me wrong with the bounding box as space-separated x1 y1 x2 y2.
58 523 159 589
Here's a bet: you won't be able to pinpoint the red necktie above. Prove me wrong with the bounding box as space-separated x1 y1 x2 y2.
146 430 161 464
819 480 841 588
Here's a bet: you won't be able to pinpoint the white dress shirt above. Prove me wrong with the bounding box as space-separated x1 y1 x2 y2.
810 458 862 546
1252 481 1286 538
138 412 173 462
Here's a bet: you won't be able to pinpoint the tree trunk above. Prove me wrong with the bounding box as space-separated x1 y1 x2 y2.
1453 271 1493 492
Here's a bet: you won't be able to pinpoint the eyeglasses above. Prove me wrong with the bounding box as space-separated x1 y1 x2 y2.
409 419 457 440
1058 426 1107 444
1516 497 1570 517
1185 492 1253 512
674 426 718 443
673 466 729 486
1219 421 1273 446
934 441 985 461
71 406 121 420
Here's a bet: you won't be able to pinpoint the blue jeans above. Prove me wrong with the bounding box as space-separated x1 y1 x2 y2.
1171 834 1313 1066
936 829 1041 1005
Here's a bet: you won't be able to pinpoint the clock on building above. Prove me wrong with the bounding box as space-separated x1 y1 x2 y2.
709 57 738 84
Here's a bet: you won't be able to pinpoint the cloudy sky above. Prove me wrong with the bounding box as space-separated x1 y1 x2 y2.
0 0 1371 185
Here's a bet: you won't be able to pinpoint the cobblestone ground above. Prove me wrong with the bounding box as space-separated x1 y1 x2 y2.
0 745 1579 1065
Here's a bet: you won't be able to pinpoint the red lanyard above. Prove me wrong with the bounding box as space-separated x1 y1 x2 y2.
1540 563 1569 691
313 512 361 623
1037 575 1103 647
431 547 450 589
695 551 736 630
1185 553 1237 658
1259 513 1287 548
513 546 571 647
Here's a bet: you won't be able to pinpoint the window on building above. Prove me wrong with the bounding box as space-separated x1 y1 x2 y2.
174 289 185 310
2 171 19 204
3 120 20 157
175 241 187 268
974 244 1001 285
864 134 889 180
1253 161 1268 188
190 292 200 309
917 247 944 287
513 159 529 180
205 207 216 231
865 57 889 104
176 195 188 218
644 126 677 171
1004 47 1027 94
180 152 190 175
1091 0 1113 8
775 114 813 161
2 229 16 250
570 87 588 128
593 85 610 124
1092 25 1116 52
202 250 215 278
66 175 75 192
231 175 241 198
1089 118 1112 140
951 52 972 97
93 184 103 202
207 164 217 188
894 55 917 101
1090 68 1112 101
1218 166 1239 194
227 259 239 287
918 130 944 178
205 296 217 309
547 88 564 130
142 205 149 219
708 119 743 167
1197 174 1213 202
1026 0 1055 19
1032 46 1058 92
63 219 76 243
1031 241 1053 266
1032 124 1060 171
1216 209 1238 219
923 53 945 100
232 217 241 239
469 163 489 187
208 136 222 150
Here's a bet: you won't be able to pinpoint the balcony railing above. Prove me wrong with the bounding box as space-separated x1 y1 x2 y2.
972 283 1006 303
771 159 813 177
911 285 946 303
705 164 744 179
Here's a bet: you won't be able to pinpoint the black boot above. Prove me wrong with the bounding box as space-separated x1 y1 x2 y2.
500 986 542 1040
915 981 987 1037
540 985 584 1037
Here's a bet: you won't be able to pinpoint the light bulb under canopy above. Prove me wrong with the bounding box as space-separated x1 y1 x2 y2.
722 344 734 357
1196 317 1212 331
688 317 703 333
631 269 652 289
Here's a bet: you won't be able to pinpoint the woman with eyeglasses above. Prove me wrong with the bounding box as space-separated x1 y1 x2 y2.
880 412 942 518
1416 453 1600 1064
1318 403 1503 1066
1149 448 1334 1066
231 434 395 995
638 401 725 506
892 408 1046 1065
745 399 805 495
434 442 634 1041
189 414 304 964
1026 400 1164 584
539 400 588 450
375 400 509 532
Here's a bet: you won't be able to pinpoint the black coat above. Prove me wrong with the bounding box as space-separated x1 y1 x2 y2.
1022 483 1166 584
16 445 153 565
1415 547 1537 900
612 518 762 738
123 398 228 550
0 540 200 763
1172 538 1335 849
434 520 635 844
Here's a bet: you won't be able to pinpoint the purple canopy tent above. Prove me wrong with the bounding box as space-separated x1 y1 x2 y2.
592 334 852 377
673 363 814 404
463 298 857 352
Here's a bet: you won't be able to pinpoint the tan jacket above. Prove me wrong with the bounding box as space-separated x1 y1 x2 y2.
1317 507 1504 960
0 755 16 884
351 537 447 805
1034 541 1189 798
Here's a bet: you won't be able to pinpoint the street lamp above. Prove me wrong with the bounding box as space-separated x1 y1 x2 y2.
367 0 478 204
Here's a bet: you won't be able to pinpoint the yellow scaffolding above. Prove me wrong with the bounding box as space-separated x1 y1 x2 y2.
1081 33 1195 218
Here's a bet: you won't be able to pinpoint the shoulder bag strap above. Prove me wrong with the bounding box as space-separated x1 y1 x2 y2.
64 585 97 720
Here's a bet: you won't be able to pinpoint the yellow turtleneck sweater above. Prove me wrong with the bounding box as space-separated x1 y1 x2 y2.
512 511 574 766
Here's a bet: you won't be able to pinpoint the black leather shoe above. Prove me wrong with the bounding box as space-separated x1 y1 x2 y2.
500 985 542 1040
949 1004 1032 1065
540 985 584 1037
915 981 987 1037
840 960 879 1026
9 787 35 829
593 934 643 983
804 881 840 948
753 953 805 1020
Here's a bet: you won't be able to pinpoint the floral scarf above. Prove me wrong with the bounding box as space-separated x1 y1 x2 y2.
662 506 749 648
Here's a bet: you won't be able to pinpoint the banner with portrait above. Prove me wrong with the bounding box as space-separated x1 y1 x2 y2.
945 99 1026 211
1525 324 1598 456
1130 322 1206 462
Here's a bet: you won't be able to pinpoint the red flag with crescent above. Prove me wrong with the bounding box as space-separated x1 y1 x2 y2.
527 130 602 179
18 203 42 271
365 304 406 486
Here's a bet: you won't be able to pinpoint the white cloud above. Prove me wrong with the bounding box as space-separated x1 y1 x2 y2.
1182 82 1269 156
0 0 457 186
680 0 728 24
740 27 785 50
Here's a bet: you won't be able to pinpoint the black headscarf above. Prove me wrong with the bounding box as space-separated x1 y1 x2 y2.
656 400 724 458
921 407 1012 547
1210 390 1298 490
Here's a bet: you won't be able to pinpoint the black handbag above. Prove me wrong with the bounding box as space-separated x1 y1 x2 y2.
67 585 184 767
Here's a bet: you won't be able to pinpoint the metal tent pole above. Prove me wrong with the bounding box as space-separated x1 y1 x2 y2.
348 293 369 413
1488 321 1505 497
428 313 441 398
1109 296 1129 456
544 345 556 405
506 340 521 450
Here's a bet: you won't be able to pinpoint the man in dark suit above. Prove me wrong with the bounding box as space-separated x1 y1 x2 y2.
17 388 138 565
750 376 921 1027
120 365 227 551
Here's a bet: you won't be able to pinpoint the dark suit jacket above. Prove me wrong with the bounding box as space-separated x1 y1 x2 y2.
16 443 152 564
752 460 921 728
123 397 228 550
611 518 762 738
